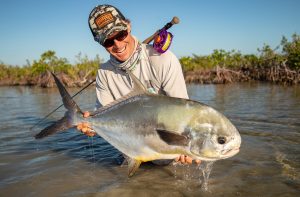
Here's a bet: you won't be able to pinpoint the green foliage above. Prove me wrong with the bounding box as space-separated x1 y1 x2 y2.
0 50 102 83
0 62 31 80
181 49 261 71
179 56 193 71
257 43 287 68
192 54 214 69
209 49 229 66
281 34 300 69
74 53 101 77
31 50 72 76
180 34 300 72
209 49 244 68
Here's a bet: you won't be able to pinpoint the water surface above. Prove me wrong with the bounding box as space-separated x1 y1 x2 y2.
0 83 299 196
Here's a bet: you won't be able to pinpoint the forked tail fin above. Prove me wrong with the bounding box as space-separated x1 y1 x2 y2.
35 73 83 139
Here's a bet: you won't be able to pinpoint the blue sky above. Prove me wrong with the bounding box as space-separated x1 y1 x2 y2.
0 0 299 66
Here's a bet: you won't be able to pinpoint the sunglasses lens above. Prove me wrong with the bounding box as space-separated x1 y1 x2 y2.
115 31 128 41
102 30 128 48
103 39 114 48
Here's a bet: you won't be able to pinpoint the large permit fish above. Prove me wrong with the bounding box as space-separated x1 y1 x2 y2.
35 72 241 177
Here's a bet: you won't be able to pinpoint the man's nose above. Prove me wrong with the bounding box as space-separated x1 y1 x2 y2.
113 39 123 48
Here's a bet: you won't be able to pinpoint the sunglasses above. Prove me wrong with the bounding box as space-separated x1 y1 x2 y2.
102 30 128 48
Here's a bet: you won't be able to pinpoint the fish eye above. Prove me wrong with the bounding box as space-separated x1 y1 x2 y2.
217 136 226 144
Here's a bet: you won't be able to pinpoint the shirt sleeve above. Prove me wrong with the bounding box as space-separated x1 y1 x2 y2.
95 69 115 108
160 51 189 99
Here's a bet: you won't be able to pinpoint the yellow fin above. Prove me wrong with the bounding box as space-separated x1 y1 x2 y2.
128 158 142 177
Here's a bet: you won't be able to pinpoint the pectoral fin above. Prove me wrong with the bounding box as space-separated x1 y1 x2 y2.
156 129 189 146
128 158 142 177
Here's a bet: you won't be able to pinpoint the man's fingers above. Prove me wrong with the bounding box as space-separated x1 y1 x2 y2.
76 121 96 137
82 122 90 127
174 155 201 165
77 123 90 130
77 124 83 130
185 156 193 164
180 155 185 163
86 131 96 137
81 127 89 133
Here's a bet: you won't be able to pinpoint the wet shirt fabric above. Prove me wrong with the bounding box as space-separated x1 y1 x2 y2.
95 37 188 108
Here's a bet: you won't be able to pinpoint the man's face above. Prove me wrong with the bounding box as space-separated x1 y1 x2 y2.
104 24 135 62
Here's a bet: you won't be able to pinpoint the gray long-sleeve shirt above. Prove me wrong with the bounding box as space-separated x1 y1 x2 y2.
95 43 188 108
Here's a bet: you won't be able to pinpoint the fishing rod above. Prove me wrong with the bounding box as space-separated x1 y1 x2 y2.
31 16 180 130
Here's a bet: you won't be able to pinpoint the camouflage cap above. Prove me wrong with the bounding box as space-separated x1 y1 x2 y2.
88 5 128 45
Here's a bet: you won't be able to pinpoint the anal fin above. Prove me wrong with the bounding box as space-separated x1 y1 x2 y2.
128 158 142 177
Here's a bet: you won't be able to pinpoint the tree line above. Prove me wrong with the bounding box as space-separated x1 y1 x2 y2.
181 34 300 84
0 51 101 87
0 34 299 87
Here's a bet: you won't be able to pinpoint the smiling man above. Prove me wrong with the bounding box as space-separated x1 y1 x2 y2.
86 4 199 165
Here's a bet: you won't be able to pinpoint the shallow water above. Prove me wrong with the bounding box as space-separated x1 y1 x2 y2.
0 83 299 197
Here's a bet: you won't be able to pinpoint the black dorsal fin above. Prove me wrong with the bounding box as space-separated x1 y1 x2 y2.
91 70 150 116
126 70 148 95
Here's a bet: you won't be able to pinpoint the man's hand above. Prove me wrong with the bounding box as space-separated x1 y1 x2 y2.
175 155 201 165
76 111 96 137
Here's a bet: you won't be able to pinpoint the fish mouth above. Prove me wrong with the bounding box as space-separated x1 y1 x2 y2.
222 148 240 158
194 148 240 161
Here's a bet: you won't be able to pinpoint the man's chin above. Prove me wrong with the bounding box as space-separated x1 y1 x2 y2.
113 53 129 62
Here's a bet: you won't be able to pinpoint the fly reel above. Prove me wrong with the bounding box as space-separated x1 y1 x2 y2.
153 29 173 53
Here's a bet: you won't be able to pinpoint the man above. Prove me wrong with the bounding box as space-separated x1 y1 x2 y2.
79 4 199 165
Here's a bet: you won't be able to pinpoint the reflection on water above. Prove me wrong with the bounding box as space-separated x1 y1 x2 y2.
0 83 300 196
